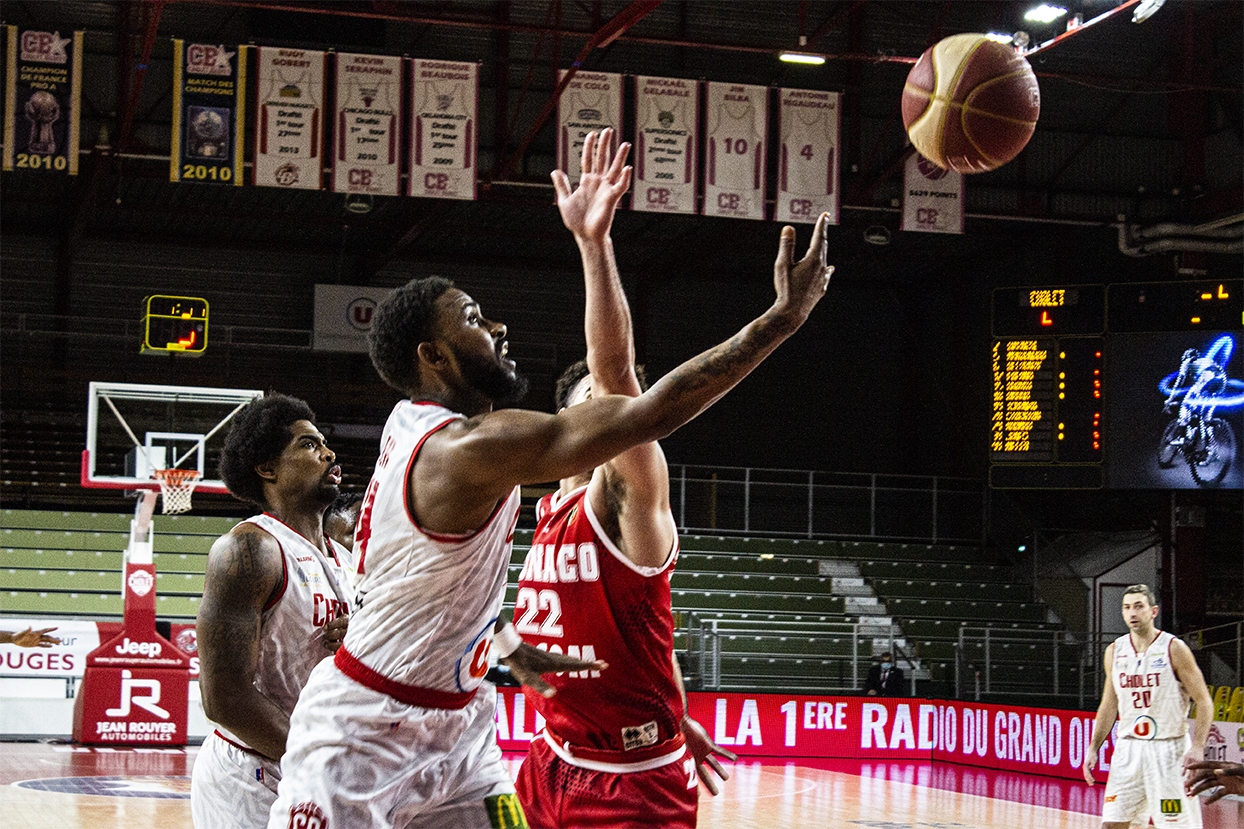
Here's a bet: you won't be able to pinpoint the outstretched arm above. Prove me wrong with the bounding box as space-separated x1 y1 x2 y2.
0 627 60 648
413 214 834 535
553 129 674 568
197 526 292 761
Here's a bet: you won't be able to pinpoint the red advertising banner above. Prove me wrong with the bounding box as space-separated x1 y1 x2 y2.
494 688 1117 781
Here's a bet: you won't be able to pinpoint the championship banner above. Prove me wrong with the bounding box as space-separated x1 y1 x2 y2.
170 40 245 185
253 46 325 189
556 70 622 184
703 81 767 221
313 283 392 352
2 27 83 174
902 151 964 233
409 59 478 200
632 75 698 215
332 52 402 196
776 88 841 225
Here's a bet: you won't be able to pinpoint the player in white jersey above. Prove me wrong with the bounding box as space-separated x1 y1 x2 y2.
268 165 834 828
192 393 353 829
1083 583 1213 828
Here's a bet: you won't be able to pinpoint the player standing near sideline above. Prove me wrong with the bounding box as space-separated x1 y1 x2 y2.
267 174 834 827
192 394 353 829
511 130 743 828
1082 583 1213 829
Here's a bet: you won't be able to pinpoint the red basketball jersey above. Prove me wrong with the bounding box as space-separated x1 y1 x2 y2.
518 485 683 757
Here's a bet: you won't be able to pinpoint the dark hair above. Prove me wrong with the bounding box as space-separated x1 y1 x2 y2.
219 393 316 508
369 276 455 395
553 359 649 411
1123 583 1158 606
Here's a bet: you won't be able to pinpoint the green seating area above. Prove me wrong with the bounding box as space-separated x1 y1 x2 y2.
3 512 1067 698
1 508 236 621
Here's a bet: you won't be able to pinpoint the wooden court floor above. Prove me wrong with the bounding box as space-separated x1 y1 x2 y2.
1 741 1241 828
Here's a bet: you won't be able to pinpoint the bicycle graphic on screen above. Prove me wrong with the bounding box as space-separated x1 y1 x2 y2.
1157 334 1243 487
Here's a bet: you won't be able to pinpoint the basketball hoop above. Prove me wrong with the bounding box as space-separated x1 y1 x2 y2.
153 468 201 514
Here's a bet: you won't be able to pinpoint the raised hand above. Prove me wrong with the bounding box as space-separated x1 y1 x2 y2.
551 128 633 244
501 642 608 698
772 211 833 327
681 714 738 795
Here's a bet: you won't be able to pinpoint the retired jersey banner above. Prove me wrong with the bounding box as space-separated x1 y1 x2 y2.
332 52 402 196
632 76 698 215
409 59 478 200
170 40 245 185
556 70 622 185
3 27 83 174
253 46 325 190
703 82 767 221
902 151 964 233
776 88 840 225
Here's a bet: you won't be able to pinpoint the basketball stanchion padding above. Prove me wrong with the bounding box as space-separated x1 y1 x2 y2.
153 468 201 514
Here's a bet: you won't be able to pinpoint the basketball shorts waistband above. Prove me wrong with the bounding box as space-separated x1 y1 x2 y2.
334 646 478 710
541 729 687 773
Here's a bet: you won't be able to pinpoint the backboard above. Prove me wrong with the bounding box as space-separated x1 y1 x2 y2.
81 381 264 495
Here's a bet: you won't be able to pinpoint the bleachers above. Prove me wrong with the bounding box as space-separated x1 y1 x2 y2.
1 508 235 621
3 512 1065 698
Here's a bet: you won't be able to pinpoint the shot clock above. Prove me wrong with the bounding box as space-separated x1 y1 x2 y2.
142 295 208 354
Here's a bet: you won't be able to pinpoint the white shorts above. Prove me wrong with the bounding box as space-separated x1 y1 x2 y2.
1102 735 1202 828
191 730 282 829
267 659 522 829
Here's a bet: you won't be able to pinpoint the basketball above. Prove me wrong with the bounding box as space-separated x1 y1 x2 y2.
901 33 1040 174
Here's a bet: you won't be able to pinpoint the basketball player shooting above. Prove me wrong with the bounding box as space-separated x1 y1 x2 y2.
508 129 747 828
1082 584 1213 829
266 155 833 828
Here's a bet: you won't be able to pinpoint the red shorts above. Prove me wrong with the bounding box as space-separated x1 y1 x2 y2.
515 735 698 829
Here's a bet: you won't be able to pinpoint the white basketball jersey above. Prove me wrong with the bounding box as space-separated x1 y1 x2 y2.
781 108 835 196
1111 631 1189 740
213 514 352 751
347 400 520 694
708 102 761 186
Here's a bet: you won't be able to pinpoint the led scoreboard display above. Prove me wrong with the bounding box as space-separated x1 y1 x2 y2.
990 279 1243 490
142 295 208 354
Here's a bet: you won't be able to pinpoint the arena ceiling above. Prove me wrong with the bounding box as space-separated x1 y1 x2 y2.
1 0 1241 281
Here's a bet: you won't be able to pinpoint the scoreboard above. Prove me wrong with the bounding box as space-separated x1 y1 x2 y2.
990 279 1242 489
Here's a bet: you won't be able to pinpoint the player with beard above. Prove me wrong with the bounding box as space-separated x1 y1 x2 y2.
268 188 833 828
192 393 354 829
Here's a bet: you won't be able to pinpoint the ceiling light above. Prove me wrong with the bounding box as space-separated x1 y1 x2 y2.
1024 4 1067 23
1132 0 1165 23
985 32 1014 44
779 51 826 65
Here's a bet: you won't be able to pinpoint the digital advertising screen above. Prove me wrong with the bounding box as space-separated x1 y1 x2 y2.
1105 331 1243 489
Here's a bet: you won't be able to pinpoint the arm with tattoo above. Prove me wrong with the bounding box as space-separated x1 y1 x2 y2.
196 525 290 761
417 214 834 528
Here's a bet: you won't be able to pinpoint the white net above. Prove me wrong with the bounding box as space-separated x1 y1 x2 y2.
153 468 200 515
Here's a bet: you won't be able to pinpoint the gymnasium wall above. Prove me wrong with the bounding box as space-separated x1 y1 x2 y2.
0 218 1217 480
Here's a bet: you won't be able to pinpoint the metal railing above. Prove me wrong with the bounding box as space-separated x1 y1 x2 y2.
954 627 1085 703
686 616 897 692
1184 621 1243 690
669 464 985 544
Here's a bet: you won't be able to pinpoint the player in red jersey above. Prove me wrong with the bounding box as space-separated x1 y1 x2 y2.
512 130 776 827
